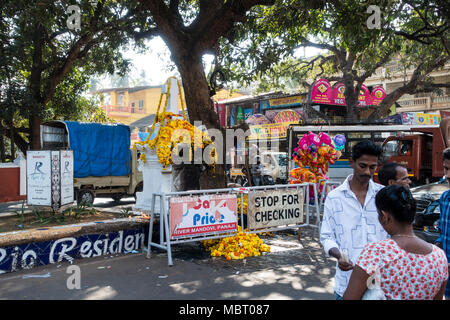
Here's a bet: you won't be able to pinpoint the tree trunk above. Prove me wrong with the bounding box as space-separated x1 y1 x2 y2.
29 115 42 150
174 53 219 128
0 132 5 162
173 52 227 189
343 79 358 123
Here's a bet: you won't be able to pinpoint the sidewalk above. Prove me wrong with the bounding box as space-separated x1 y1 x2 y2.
0 228 335 300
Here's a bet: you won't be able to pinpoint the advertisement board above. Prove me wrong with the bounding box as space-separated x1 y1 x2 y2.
60 150 74 206
26 151 52 206
26 150 74 208
169 194 238 239
248 121 299 140
247 189 304 229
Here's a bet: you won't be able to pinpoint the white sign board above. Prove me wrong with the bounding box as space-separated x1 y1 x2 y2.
27 151 52 206
60 150 74 205
247 189 304 229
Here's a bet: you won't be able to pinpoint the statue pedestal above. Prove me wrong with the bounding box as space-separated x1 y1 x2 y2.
133 77 186 215
133 145 174 214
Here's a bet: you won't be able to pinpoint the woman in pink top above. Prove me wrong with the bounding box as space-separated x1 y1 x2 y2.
343 185 448 300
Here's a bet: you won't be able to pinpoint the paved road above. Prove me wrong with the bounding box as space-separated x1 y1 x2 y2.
0 228 335 300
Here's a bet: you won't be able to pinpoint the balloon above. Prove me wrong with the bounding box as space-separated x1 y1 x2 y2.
291 131 347 185
298 135 309 151
311 133 321 146
333 134 346 151
319 132 332 146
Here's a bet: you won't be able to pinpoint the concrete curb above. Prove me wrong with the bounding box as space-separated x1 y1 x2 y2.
0 217 151 247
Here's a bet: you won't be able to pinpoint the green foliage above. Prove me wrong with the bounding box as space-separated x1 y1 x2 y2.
219 0 448 102
12 200 26 225
63 201 96 220
0 0 143 151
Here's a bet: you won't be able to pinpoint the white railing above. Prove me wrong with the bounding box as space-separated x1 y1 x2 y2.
397 97 431 109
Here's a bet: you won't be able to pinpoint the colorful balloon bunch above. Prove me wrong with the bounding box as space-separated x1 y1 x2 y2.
290 132 345 184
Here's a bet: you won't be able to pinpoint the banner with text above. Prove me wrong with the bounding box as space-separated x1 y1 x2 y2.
247 189 304 229
248 121 299 140
169 194 238 239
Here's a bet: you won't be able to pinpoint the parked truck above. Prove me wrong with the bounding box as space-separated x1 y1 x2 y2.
381 118 450 185
40 121 143 205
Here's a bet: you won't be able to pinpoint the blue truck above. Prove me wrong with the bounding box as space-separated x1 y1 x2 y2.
40 121 143 204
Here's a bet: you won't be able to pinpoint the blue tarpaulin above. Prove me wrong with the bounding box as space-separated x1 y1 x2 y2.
64 121 131 178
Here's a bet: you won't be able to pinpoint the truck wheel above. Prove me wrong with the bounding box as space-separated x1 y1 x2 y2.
77 189 95 205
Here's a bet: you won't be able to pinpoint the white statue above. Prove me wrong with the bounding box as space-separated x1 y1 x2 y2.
133 77 183 214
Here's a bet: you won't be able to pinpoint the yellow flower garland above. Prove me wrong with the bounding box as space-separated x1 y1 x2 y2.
133 77 216 170
201 226 271 260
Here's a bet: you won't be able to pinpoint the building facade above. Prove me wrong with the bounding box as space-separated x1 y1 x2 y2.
94 86 244 126
364 60 450 113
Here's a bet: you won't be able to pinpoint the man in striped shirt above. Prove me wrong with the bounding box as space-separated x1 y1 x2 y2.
436 147 450 299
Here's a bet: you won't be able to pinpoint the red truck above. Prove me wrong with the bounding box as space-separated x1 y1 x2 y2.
381 118 450 185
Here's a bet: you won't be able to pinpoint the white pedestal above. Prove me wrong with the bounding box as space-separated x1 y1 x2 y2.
134 145 174 213
133 77 183 214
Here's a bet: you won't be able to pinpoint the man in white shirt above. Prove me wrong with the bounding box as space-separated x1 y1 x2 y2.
320 139 389 299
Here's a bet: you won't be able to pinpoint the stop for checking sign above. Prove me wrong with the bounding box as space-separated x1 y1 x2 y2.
247 189 304 229
253 193 300 207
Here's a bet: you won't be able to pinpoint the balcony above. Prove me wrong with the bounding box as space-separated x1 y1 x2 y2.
102 105 146 115
396 96 450 112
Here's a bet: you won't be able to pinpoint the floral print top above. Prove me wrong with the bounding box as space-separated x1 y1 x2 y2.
356 239 449 300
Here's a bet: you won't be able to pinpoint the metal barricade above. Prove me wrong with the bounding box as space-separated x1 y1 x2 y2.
145 183 320 266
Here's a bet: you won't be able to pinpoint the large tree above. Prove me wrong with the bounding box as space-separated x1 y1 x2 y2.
132 0 281 188
0 0 142 152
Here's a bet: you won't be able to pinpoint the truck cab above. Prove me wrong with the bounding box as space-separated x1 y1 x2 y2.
260 151 288 184
381 121 449 185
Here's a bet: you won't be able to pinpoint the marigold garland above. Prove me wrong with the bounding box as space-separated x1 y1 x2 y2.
133 77 217 171
201 226 271 260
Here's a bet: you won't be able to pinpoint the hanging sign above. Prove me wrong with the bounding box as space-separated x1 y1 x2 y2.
310 79 333 104
247 189 304 229
332 82 346 106
169 194 238 239
312 79 385 107
357 84 373 107
371 86 387 105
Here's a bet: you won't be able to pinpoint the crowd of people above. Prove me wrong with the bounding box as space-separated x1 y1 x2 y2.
320 140 450 300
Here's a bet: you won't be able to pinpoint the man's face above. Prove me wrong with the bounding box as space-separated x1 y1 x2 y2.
444 158 450 184
350 154 379 183
393 166 411 188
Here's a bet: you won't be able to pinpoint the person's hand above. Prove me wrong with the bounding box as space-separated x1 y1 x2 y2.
338 257 354 271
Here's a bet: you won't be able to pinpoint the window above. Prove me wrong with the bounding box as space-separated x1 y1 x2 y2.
131 102 135 113
139 100 144 110
117 93 124 106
